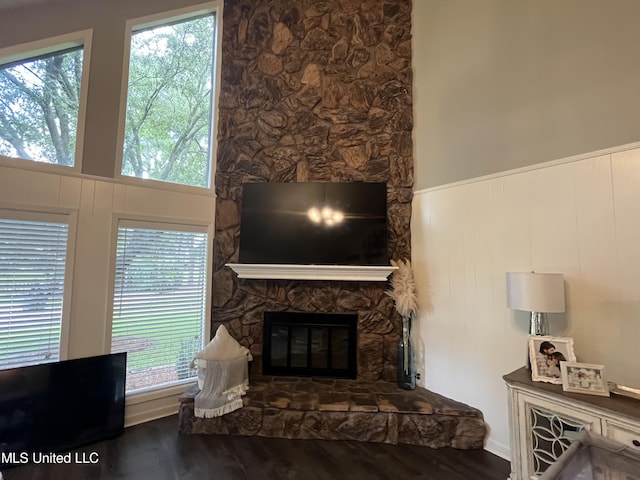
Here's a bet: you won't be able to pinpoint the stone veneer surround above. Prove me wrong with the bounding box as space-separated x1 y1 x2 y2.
212 0 413 382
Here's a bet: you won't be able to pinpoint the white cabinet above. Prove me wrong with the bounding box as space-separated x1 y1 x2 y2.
603 420 640 449
504 367 640 480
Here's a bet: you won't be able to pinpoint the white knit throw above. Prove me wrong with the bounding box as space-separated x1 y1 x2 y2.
194 356 249 418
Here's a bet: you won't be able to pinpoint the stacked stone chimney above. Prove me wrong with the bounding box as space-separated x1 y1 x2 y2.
212 0 413 382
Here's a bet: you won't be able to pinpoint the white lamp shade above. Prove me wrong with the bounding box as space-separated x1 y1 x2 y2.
506 272 565 313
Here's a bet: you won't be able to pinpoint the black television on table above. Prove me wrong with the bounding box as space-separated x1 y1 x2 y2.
0 353 126 463
238 182 388 266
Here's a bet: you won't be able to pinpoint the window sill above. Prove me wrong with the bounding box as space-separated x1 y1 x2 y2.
126 379 196 406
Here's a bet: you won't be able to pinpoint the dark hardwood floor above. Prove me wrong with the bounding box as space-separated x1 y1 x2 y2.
2 415 511 480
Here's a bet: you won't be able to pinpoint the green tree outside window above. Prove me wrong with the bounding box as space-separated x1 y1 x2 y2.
122 14 216 188
0 47 83 166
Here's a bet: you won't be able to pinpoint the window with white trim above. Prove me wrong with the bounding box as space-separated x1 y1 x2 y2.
0 36 88 168
120 12 217 188
111 221 208 393
0 212 70 370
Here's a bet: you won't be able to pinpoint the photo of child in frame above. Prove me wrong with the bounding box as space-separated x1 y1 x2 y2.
529 335 576 384
561 362 610 397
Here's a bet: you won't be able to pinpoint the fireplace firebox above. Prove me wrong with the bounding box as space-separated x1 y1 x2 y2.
263 312 357 379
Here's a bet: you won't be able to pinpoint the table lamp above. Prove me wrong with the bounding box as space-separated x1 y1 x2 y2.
506 272 565 335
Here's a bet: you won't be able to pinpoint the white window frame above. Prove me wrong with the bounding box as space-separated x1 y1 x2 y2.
106 214 213 399
114 1 222 194
0 206 77 366
0 30 93 175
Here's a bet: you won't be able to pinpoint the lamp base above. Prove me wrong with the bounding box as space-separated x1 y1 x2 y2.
527 311 548 371
530 311 548 336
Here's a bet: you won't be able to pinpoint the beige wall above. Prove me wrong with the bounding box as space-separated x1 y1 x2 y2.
411 1 640 459
412 0 640 189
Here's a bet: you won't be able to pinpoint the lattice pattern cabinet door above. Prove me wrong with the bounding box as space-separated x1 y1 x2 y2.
523 402 598 477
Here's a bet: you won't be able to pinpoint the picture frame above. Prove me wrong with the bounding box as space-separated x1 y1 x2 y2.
528 335 577 384
561 362 610 397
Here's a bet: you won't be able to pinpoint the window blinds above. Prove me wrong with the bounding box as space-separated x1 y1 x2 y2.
111 223 207 393
0 218 68 370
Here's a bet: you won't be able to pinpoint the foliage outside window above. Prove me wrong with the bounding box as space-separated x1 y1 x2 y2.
121 14 216 188
0 46 84 167
111 223 207 393
0 216 69 370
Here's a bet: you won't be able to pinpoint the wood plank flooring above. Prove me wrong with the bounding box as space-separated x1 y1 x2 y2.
2 415 511 480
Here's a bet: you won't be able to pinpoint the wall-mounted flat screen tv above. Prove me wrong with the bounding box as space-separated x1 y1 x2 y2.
239 182 388 265
0 353 126 463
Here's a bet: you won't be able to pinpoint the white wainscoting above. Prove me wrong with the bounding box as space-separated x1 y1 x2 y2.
411 144 640 460
0 164 215 426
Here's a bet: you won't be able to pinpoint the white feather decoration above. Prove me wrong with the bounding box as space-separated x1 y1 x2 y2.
387 258 418 318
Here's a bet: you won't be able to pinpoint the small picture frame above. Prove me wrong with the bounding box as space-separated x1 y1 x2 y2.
561 362 610 397
529 335 577 384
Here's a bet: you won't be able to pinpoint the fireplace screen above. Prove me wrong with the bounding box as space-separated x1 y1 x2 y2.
263 312 357 379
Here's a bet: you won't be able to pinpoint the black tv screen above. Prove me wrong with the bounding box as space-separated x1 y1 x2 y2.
0 353 126 461
239 182 388 265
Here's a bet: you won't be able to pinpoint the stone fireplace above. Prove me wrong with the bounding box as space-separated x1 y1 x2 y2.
179 0 489 451
212 0 413 382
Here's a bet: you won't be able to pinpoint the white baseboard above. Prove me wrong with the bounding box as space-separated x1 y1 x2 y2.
485 438 511 461
125 402 179 428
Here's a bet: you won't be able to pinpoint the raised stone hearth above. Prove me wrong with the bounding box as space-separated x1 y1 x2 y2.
178 377 487 449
